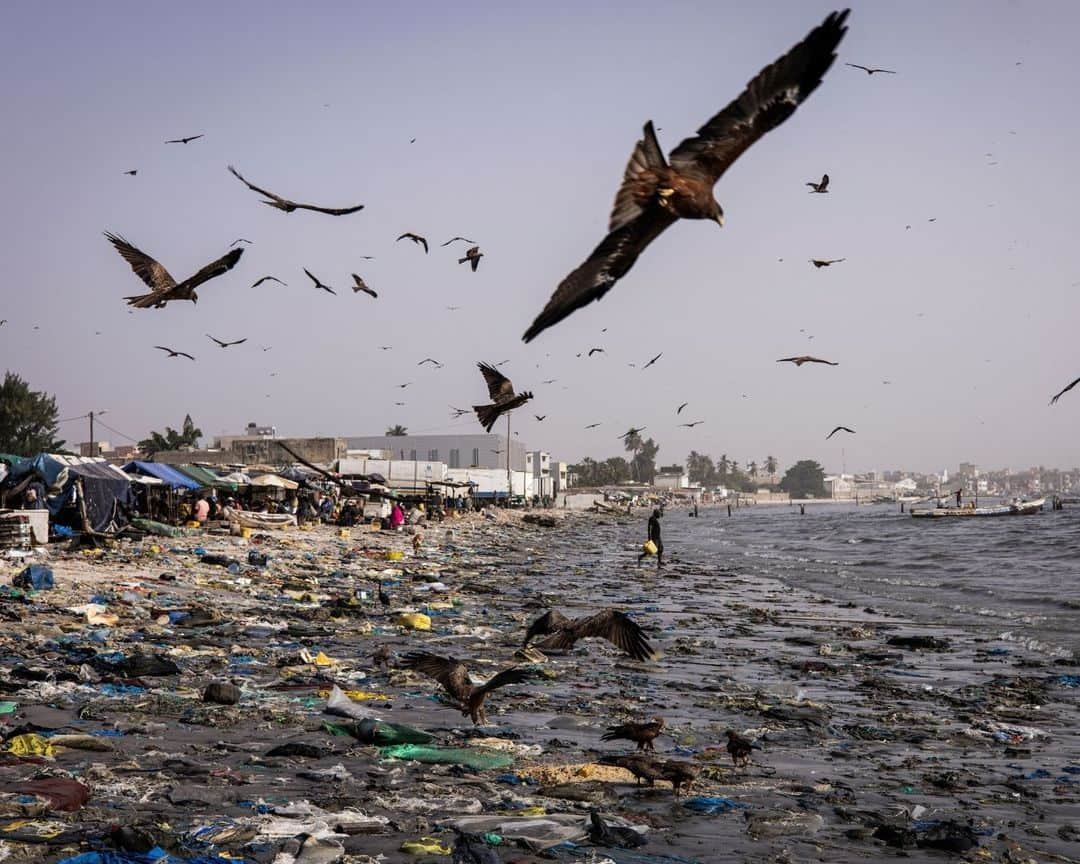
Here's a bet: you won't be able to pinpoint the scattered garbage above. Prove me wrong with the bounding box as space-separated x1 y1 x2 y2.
12 564 53 591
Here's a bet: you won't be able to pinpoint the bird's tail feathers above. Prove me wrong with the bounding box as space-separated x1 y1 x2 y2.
473 403 501 432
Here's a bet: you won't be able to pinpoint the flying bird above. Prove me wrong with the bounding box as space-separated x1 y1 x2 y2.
106 232 243 309
399 651 533 726
810 258 845 267
458 246 483 271
601 717 666 751
164 134 204 144
777 355 838 366
1050 375 1080 405
825 425 855 439
397 382 412 389
303 268 336 295
542 379 557 385
449 405 469 418
642 352 663 369
230 238 252 247
206 334 246 348
251 276 286 288
473 362 533 432
588 347 605 356
351 274 377 298
679 420 705 428
620 426 646 439
845 62 895 75
227 165 364 215
123 169 137 176
396 232 428 253
676 402 688 414
534 414 547 421
441 236 475 247
523 609 655 661
154 346 195 360
806 173 829 193
521 10 849 342
585 422 602 429
418 358 443 367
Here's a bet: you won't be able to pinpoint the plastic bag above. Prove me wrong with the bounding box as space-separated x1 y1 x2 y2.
380 743 513 769
13 565 53 591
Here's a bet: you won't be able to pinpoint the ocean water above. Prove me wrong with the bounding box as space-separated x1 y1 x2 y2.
664 502 1080 657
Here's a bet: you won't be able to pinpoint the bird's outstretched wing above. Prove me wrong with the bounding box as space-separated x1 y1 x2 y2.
105 233 176 292
473 666 533 699
351 274 377 297
397 232 429 253
668 10 849 187
473 392 532 432
228 165 363 215
522 209 677 343
541 609 654 661
523 610 571 646
252 276 286 288
478 361 514 401
1050 376 1080 405
182 248 244 291
441 236 475 246
826 425 854 439
228 165 289 205
400 651 472 702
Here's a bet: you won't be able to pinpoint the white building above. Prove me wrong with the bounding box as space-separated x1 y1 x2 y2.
654 465 689 491
824 473 855 499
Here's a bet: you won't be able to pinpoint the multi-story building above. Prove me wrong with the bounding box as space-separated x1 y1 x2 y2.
346 434 528 472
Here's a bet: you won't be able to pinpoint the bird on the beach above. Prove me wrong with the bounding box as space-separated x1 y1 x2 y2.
679 420 705 428
676 402 688 414
523 608 655 661
106 233 243 309
521 10 849 342
601 717 666 751
230 238 252 247
585 422 602 429
825 425 855 439
165 134 204 144
227 165 364 215
725 728 755 767
418 358 443 367
123 169 137 176
372 644 392 672
449 405 470 418
658 760 699 796
458 246 483 271
251 276 286 288
588 348 605 356
396 232 429 253
810 257 845 267
154 346 195 360
620 426 646 439
642 352 663 370
441 236 475 247
806 173 829 193
598 754 664 787
206 334 246 348
1050 375 1080 405
351 274 377 298
777 355 838 366
303 268 337 295
473 362 533 432
845 62 895 75
399 651 533 725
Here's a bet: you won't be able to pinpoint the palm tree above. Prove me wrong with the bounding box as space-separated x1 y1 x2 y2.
385 425 408 436
765 455 778 477
718 454 729 478
748 461 759 478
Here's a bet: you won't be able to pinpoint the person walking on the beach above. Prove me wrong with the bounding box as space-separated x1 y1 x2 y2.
955 488 963 508
638 508 663 568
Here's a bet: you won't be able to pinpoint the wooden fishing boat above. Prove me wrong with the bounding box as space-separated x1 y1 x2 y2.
910 498 1045 518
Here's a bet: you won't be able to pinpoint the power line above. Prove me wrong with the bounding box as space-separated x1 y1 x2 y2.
93 418 141 445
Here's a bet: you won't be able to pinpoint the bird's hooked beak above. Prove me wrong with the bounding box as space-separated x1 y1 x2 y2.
714 212 725 228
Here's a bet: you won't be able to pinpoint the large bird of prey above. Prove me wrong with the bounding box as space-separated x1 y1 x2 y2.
810 257 845 267
473 362 533 432
106 233 243 309
458 246 483 271
777 355 838 366
521 10 849 342
523 609 655 661
806 173 829 193
165 134 203 144
620 426 647 439
825 425 855 439
642 352 663 370
206 334 247 348
396 232 429 253
351 274 377 298
676 402 688 414
679 420 704 428
303 269 337 295
399 651 533 725
845 62 895 75
154 346 195 360
441 236 475 247
1050 375 1080 405
601 717 666 751
251 275 286 288
227 165 364 215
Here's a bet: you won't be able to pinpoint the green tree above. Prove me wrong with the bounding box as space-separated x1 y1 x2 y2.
765 455 778 477
631 437 659 484
139 414 202 456
385 425 408 436
717 454 730 478
748 461 759 479
686 450 717 486
603 456 632 484
0 372 65 455
779 459 827 499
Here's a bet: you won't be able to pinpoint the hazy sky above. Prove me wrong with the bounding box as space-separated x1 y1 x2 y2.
1 1 1077 475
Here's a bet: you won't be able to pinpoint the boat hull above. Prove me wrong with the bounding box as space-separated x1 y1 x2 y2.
910 498 1045 518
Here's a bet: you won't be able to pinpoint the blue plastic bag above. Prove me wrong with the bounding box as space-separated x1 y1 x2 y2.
681 796 747 814
13 565 54 591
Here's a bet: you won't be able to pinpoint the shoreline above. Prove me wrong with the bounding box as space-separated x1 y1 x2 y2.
0 509 1076 862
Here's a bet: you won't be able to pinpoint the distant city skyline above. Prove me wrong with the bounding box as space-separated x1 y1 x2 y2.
3 1 1078 474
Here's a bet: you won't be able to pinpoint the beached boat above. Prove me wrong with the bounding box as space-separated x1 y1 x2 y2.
910 498 1045 518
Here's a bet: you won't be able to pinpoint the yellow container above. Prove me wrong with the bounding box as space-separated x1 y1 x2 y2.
396 612 431 631
386 550 403 561
240 527 252 539
642 540 658 556
338 528 351 540
186 521 202 529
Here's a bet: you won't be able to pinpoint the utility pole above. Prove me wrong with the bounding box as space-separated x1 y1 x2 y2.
506 413 512 506
89 411 95 457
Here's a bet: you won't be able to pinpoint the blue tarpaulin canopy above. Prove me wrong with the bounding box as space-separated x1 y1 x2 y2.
123 461 202 490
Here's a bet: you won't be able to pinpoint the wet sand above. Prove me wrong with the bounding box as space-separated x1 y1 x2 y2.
1 507 1078 862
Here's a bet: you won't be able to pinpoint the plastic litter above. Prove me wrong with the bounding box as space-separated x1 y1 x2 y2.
12 565 53 591
5 733 56 759
395 611 431 630
400 836 450 855
380 743 514 769
680 796 747 815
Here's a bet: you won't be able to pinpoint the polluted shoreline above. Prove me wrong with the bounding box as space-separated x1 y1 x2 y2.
1 506 1078 863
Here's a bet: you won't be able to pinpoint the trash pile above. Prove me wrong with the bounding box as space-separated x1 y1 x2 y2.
0 508 1077 862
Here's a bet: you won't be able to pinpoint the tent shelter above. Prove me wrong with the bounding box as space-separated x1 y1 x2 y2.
1 455 134 533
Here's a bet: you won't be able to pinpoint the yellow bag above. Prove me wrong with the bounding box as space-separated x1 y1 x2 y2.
396 612 431 631
642 540 658 556
5 734 56 759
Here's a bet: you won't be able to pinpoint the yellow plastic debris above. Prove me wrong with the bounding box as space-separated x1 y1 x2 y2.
386 550 404 561
395 612 431 631
5 734 56 759
642 540 658 555
317 689 390 701
400 837 451 855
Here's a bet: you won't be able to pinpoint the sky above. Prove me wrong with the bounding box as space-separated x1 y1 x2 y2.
1 0 1078 476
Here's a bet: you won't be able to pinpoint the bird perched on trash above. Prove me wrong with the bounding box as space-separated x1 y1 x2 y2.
396 232 429 253
303 268 337 295
777 355 838 366
658 759 700 796
521 10 849 342
351 274 377 298
458 246 483 271
601 717 666 751
106 233 243 309
806 173 829 193
472 362 533 433
372 644 392 672
154 346 195 360
810 257 845 267
227 165 364 215
399 651 534 725
598 753 664 787
725 728 756 767
825 425 855 439
523 609 655 661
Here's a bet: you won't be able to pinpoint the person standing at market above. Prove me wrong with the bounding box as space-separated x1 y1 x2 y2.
638 508 663 568
193 495 210 524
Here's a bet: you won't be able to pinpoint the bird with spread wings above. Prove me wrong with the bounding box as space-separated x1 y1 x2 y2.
521 10 849 342
399 651 533 725
825 425 855 439
523 609 656 661
473 362 533 432
227 165 364 215
106 233 243 309
777 355 838 366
